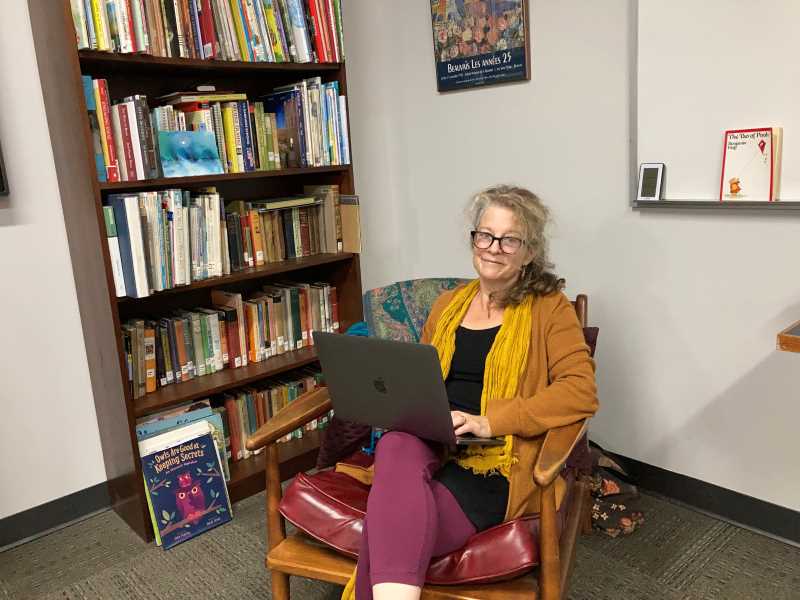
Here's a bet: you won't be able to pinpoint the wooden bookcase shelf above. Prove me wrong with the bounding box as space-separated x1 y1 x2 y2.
99 165 351 192
79 49 343 75
133 346 321 418
117 252 355 303
632 200 800 211
31 1 363 542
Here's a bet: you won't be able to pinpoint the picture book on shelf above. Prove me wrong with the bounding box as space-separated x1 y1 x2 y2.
158 130 224 177
139 420 232 549
136 399 230 482
719 127 782 201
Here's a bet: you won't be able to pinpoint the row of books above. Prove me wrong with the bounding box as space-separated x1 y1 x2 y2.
122 283 340 398
70 0 344 63
84 78 350 184
103 185 347 298
220 366 329 460
135 366 329 547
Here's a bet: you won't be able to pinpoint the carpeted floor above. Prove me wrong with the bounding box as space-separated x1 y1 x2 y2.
2 491 799 600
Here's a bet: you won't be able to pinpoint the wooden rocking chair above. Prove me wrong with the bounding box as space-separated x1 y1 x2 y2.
246 280 596 600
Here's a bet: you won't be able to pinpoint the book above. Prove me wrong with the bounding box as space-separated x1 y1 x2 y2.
103 206 127 296
138 420 232 549
107 194 150 298
339 194 360 253
136 399 231 481
719 127 782 202
82 76 107 182
158 130 224 177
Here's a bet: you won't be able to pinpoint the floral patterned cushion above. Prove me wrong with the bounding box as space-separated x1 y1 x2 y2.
363 278 470 342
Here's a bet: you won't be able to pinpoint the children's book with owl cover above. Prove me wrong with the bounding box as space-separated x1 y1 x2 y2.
139 420 232 549
719 127 782 201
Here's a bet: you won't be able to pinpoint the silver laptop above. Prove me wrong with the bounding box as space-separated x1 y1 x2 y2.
313 332 504 447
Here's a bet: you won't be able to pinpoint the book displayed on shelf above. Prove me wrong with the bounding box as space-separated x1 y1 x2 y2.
70 0 344 63
138 419 232 549
340 194 361 254
158 130 225 177
136 399 231 482
104 187 344 298
122 282 340 398
719 127 782 202
82 77 350 182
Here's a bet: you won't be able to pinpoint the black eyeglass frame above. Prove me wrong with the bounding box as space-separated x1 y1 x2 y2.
470 230 525 254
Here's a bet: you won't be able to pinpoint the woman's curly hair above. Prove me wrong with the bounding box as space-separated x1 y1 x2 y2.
466 185 564 307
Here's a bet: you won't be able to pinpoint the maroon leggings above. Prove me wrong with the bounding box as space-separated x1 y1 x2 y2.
354 431 477 599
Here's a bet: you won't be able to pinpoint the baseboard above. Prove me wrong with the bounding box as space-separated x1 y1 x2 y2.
612 453 800 545
0 482 110 550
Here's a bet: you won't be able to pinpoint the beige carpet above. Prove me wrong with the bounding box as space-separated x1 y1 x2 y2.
1 491 799 599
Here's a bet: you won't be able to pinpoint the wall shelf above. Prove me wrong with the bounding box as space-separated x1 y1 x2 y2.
632 200 800 211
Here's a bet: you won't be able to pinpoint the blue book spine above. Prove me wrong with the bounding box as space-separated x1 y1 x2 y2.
188 0 204 58
285 0 312 61
320 84 330 164
83 0 96 48
281 209 295 258
107 195 137 296
82 75 107 183
246 393 257 436
235 0 254 61
237 101 255 171
292 89 308 168
140 430 232 549
253 0 270 61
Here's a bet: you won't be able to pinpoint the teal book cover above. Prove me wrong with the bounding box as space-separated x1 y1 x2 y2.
158 131 224 178
141 428 232 549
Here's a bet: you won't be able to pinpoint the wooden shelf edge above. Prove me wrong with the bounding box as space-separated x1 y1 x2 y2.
133 346 320 417
99 165 351 192
78 50 343 73
777 319 800 353
632 200 800 211
118 253 355 303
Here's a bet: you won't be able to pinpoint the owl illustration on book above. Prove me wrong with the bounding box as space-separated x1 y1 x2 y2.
729 177 741 196
175 472 206 524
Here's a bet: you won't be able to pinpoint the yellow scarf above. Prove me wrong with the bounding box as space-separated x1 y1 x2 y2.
341 280 532 599
430 279 531 478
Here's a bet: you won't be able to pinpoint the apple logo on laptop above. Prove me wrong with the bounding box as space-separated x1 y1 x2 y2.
373 377 388 394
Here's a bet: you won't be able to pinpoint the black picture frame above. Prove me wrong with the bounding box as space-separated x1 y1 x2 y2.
0 142 7 196
430 0 531 93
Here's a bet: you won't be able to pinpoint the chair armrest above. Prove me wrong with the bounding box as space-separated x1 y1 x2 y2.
245 387 332 452
533 419 588 487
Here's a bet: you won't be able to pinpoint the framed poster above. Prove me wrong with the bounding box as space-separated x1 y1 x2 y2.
430 0 530 93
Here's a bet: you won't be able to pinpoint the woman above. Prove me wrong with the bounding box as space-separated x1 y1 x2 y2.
345 185 598 600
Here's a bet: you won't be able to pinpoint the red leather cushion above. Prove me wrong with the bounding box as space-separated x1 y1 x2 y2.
279 459 574 584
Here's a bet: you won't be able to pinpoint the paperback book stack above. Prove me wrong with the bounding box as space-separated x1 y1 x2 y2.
139 419 233 549
70 0 345 63
122 282 340 399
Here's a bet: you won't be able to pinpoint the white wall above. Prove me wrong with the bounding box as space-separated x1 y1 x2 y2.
0 1 106 520
638 2 800 199
343 0 800 511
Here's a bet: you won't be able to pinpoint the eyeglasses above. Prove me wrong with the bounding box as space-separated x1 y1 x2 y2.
470 230 524 254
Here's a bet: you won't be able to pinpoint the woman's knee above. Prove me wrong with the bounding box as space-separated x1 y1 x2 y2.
374 431 435 471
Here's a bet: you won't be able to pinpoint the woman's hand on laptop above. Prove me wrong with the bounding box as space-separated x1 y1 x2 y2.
451 411 492 438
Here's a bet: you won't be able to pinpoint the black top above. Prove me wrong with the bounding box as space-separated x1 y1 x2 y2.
434 325 510 532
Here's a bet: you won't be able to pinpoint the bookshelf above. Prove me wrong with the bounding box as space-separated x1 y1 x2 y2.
28 1 362 541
